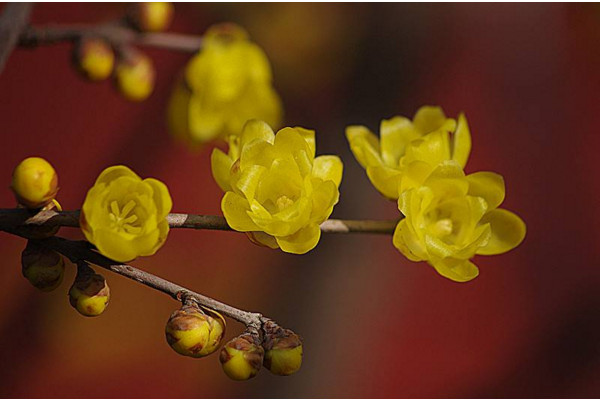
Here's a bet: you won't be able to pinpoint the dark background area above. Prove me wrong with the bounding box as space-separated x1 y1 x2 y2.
1 3 599 398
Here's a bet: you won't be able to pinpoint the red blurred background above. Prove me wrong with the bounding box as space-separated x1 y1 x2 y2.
1 3 600 398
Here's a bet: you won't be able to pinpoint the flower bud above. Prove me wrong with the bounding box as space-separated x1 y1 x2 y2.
69 268 110 317
219 333 264 381
115 50 155 101
11 157 58 209
128 2 174 32
21 242 64 292
262 324 303 376
73 37 115 81
165 304 225 358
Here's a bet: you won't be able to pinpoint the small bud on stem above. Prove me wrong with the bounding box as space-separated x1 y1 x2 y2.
11 157 58 209
262 321 303 376
69 263 110 317
165 302 226 358
219 333 264 381
21 241 65 292
73 36 115 81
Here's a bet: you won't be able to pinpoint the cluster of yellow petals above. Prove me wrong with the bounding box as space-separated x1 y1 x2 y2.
211 120 343 254
168 23 283 146
80 166 173 262
393 161 526 282
347 106 525 282
346 106 471 200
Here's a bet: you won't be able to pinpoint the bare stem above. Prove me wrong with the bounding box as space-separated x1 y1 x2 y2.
25 233 264 329
19 22 202 53
0 208 399 235
0 3 32 73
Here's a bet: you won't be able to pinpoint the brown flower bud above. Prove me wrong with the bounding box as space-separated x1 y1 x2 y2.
262 322 303 376
21 242 64 292
69 267 110 317
219 333 264 381
165 304 226 358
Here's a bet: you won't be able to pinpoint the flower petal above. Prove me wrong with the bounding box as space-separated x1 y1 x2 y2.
392 220 424 262
188 95 225 141
310 179 339 223
345 125 383 168
93 228 139 262
144 178 173 219
221 192 259 232
313 155 343 187
240 119 275 147
380 116 419 167
429 258 479 282
412 106 447 134
211 148 234 192
466 171 505 210
366 166 402 200
276 223 321 254
231 164 266 202
246 231 279 249
476 208 526 255
293 127 316 159
452 113 471 168
95 165 140 186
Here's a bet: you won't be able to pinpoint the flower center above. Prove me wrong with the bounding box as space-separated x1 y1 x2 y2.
431 218 453 237
275 195 294 211
109 200 141 234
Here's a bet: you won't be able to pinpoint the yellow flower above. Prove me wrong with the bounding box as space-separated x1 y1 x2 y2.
167 23 282 146
80 165 172 262
211 120 343 254
346 106 471 199
393 161 526 282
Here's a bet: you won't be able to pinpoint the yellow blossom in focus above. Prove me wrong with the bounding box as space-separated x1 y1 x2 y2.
167 23 282 146
346 106 471 199
393 161 526 282
211 120 342 254
80 165 172 262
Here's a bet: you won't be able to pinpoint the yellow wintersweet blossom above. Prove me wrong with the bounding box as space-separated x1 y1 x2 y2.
211 120 343 254
346 106 471 199
80 166 173 262
393 161 526 282
168 23 282 146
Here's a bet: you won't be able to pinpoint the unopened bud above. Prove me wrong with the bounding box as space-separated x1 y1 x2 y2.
115 50 155 101
262 322 303 376
128 2 174 32
21 242 64 292
73 37 115 81
69 267 110 317
11 157 58 209
219 333 264 381
165 303 225 358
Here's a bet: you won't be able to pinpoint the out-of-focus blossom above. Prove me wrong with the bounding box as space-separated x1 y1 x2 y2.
168 23 282 146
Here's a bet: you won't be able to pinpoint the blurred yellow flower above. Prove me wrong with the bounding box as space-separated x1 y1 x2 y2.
346 106 471 199
168 23 282 146
80 165 172 262
211 120 342 254
393 161 526 282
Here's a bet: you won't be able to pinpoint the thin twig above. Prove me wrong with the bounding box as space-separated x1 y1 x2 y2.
19 232 265 329
19 23 203 53
0 3 33 73
0 208 400 235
